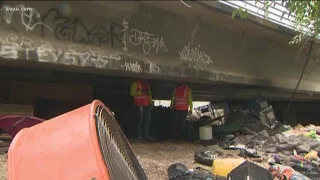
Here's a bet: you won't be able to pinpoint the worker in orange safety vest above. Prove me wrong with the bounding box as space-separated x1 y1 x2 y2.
170 83 193 140
130 79 153 141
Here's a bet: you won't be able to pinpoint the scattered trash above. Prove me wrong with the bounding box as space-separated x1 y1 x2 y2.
167 99 320 180
194 151 218 166
212 158 245 177
4 99 320 180
227 161 273 180
168 163 191 180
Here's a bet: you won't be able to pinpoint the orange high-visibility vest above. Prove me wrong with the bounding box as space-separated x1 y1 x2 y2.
133 80 150 106
173 85 189 110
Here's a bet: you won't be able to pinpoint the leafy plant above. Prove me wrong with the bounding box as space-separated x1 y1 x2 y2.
232 0 320 44
232 7 248 19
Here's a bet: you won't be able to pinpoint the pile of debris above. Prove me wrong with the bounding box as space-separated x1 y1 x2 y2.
167 97 320 180
168 118 320 179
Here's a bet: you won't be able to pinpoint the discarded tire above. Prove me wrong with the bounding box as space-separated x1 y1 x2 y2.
168 163 192 180
194 151 217 166
8 100 147 180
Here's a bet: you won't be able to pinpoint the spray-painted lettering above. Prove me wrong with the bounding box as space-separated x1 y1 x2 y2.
219 73 245 84
121 61 142 73
0 34 121 68
41 8 123 48
1 4 53 32
145 60 160 74
179 45 213 64
128 29 168 55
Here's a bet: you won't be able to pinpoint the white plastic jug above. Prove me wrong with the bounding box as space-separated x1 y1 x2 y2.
199 126 213 141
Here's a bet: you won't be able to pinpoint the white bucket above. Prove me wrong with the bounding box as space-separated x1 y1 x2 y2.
199 126 213 141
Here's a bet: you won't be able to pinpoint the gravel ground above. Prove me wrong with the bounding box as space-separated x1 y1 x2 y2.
0 142 201 180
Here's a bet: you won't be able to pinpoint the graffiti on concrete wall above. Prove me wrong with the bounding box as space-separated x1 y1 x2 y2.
128 29 168 55
1 4 53 32
0 33 245 84
143 59 244 84
41 8 123 48
1 5 168 56
144 60 183 77
219 73 245 84
122 19 129 52
121 61 142 74
121 18 168 55
0 34 121 68
145 60 160 74
1 5 124 48
179 44 213 64
0 4 246 84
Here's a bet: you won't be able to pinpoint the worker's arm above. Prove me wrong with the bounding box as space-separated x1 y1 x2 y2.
130 82 138 96
188 89 193 111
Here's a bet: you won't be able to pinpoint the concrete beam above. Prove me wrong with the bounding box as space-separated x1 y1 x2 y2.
0 1 319 96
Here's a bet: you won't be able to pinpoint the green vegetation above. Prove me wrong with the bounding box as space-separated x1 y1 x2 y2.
232 1 320 44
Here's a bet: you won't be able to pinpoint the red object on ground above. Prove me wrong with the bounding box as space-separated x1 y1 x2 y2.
0 116 45 137
8 100 110 180
7 100 146 180
282 168 293 179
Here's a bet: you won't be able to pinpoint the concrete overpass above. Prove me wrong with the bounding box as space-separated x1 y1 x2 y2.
0 1 320 100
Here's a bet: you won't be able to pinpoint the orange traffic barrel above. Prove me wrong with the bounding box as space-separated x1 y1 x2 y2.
8 100 147 180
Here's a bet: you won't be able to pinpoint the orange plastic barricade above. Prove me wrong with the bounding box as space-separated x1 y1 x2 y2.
8 100 147 180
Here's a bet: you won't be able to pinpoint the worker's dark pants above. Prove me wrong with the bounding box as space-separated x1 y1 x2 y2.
170 110 188 140
137 106 151 140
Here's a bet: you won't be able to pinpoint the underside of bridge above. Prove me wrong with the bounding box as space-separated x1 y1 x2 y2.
0 1 320 131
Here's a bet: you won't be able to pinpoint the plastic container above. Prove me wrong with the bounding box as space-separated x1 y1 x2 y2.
8 100 147 180
212 158 245 177
199 126 213 141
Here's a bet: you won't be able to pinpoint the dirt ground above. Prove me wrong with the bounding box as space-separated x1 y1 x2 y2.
131 142 202 180
0 154 6 180
0 142 202 180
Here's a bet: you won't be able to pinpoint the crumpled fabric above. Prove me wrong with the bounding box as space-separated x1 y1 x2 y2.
269 164 311 180
274 133 288 144
167 163 191 180
251 130 269 142
296 144 311 154
225 124 320 157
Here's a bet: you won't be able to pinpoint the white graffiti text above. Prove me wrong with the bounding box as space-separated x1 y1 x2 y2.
179 45 213 64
